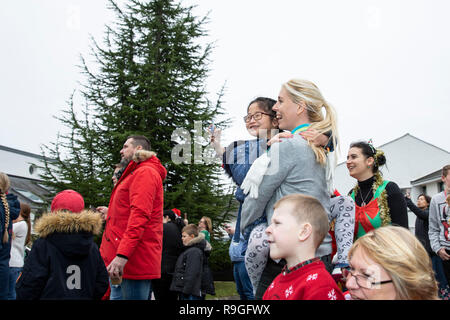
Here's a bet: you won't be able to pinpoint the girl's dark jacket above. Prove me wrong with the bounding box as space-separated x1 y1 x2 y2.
170 233 215 297
405 197 432 254
161 221 184 275
0 193 20 261
16 210 109 300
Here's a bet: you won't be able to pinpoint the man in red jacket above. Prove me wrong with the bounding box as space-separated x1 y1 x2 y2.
99 135 167 300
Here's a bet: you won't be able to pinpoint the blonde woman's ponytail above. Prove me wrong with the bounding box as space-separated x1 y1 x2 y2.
283 79 340 166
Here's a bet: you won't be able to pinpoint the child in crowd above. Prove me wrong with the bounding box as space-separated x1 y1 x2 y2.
8 203 32 300
16 189 109 300
262 194 344 300
0 172 21 300
170 224 215 300
198 216 213 244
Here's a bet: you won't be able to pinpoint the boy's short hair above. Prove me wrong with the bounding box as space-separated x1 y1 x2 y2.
273 194 329 249
182 224 199 237
442 165 450 178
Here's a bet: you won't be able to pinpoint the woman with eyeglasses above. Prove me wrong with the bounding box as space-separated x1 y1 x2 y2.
344 225 439 300
209 95 332 297
237 79 339 298
346 141 408 240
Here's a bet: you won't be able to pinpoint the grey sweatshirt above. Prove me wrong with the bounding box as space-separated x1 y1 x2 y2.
428 191 450 253
240 135 332 257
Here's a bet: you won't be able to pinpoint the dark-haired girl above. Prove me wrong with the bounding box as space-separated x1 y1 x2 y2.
152 209 186 300
346 141 408 240
8 203 32 299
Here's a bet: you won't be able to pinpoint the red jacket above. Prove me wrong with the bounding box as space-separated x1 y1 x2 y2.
263 259 345 300
100 150 167 280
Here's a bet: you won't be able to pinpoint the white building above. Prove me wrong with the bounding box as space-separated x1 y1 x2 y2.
334 133 450 230
1 145 54 224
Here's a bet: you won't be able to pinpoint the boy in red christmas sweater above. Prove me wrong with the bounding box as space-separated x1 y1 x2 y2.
263 194 345 300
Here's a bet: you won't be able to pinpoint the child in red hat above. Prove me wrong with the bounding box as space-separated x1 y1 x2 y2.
15 190 109 300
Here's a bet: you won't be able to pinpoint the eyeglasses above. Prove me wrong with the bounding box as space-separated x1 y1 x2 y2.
342 268 393 289
243 112 273 123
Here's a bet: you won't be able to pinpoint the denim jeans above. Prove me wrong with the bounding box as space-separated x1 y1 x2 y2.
0 258 10 300
233 261 254 300
120 279 151 300
109 278 123 300
8 267 22 300
432 254 449 290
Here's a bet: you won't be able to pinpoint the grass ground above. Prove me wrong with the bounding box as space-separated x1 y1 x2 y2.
205 281 239 300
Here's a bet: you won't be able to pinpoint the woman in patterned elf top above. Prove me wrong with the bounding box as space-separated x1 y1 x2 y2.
346 141 408 240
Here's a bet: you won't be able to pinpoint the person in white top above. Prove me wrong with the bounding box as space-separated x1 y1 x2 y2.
8 203 31 300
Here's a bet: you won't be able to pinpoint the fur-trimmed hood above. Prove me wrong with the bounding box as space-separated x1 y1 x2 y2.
132 149 167 181
184 232 212 252
34 210 103 238
34 210 103 258
133 149 157 163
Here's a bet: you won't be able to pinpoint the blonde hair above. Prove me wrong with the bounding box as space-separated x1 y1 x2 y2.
182 223 199 237
201 216 213 234
283 79 339 165
348 226 439 300
0 172 10 193
0 172 11 243
274 194 329 249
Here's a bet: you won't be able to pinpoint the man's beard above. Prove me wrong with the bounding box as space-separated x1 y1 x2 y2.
120 157 131 167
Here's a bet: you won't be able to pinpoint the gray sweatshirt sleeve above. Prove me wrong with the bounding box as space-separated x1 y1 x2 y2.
428 196 442 254
240 141 294 233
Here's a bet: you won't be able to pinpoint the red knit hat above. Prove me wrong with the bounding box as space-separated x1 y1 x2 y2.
171 208 181 217
51 189 85 213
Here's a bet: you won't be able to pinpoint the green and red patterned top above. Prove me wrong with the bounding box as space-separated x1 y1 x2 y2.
351 180 390 239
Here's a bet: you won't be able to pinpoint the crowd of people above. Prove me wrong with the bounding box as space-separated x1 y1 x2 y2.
1 78 449 301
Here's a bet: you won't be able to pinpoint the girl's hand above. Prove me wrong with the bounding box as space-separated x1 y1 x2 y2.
208 124 225 156
267 132 294 146
299 129 329 147
267 128 330 148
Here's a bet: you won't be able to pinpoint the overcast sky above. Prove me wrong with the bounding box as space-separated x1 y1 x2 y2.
1 0 450 163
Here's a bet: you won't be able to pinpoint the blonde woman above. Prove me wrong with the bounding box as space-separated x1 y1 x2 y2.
344 225 439 300
240 79 339 298
0 172 21 300
198 216 212 243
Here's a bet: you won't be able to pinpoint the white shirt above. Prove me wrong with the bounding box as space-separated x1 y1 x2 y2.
9 220 28 268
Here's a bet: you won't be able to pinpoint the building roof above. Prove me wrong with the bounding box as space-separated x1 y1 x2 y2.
0 145 56 162
337 133 449 166
8 174 53 210
377 133 450 156
410 169 442 185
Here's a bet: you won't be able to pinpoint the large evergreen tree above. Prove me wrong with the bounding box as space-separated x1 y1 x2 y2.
39 0 237 234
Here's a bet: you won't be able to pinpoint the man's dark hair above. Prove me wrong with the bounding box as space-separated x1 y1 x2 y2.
418 193 432 206
442 165 450 178
127 135 151 151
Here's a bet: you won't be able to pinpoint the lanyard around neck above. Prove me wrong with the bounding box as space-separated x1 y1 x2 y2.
291 123 310 135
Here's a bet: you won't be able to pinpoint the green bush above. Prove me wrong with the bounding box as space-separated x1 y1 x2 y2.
209 238 232 273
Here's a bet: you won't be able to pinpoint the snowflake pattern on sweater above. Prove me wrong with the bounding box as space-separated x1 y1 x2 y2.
263 260 345 300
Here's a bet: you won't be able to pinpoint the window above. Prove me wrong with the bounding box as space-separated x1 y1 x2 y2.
439 181 444 192
422 185 427 194
29 164 37 175
13 188 44 204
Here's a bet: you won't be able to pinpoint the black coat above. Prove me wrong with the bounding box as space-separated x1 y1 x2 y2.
16 211 109 300
0 193 20 257
405 197 432 254
161 221 183 275
170 233 215 297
